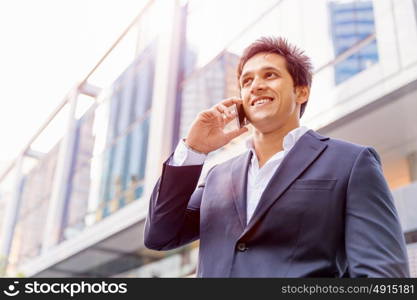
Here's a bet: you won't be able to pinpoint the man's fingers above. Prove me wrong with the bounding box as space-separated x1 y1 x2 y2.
200 109 225 127
216 104 235 119
219 97 243 107
215 104 228 114
225 126 249 140
211 98 243 123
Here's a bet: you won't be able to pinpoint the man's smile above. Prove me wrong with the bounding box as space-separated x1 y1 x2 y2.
250 96 274 107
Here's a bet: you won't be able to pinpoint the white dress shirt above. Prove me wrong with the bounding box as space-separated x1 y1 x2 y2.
170 126 310 224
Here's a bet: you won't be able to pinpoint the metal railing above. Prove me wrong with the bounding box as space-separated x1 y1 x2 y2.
0 0 156 184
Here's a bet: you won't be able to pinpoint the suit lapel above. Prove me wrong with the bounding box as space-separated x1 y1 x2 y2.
231 150 252 230
241 130 329 237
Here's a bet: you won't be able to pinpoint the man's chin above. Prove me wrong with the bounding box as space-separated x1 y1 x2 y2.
249 117 280 132
248 113 271 122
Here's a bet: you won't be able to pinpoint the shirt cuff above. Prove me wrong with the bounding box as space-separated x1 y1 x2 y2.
169 139 207 166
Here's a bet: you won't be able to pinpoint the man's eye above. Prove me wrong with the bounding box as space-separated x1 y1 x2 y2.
265 72 277 78
242 78 252 86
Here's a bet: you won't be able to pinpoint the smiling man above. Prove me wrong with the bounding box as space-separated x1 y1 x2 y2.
144 37 409 277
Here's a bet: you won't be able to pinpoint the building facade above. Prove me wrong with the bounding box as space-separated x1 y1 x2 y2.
1 0 417 277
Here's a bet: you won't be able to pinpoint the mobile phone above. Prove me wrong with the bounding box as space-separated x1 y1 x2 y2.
225 103 248 133
236 103 248 128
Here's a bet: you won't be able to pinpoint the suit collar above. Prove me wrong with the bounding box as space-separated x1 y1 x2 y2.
239 129 329 237
305 129 329 141
231 151 252 230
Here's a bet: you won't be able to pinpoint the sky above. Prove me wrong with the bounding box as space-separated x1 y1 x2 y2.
0 0 148 174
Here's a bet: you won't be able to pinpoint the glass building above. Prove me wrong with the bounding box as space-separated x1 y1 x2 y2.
329 0 379 84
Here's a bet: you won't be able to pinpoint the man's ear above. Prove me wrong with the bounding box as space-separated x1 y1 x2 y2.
295 86 309 105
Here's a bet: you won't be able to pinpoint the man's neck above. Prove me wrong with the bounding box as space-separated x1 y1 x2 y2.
253 121 300 168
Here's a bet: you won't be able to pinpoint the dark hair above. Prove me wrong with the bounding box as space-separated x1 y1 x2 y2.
237 37 313 117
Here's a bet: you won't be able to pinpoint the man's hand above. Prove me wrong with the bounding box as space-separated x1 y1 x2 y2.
185 98 249 154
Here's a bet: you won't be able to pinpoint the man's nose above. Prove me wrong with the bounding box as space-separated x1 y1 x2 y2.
250 77 266 94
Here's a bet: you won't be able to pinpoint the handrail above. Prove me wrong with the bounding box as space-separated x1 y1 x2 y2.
79 0 156 87
313 33 376 74
0 0 156 183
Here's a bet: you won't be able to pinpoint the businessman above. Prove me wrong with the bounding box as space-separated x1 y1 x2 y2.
144 36 410 277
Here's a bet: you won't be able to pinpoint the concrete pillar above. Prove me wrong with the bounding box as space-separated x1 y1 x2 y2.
0 156 23 275
42 89 78 252
407 151 417 182
143 0 183 200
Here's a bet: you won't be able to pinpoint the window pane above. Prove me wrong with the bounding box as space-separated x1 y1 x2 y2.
329 0 379 84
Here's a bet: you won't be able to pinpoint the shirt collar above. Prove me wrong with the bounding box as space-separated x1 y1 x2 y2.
246 126 310 154
282 126 310 152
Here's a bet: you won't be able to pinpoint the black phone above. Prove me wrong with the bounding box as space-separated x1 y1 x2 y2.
236 103 248 128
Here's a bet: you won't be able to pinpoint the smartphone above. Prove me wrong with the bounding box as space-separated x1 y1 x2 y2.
236 103 248 128
225 103 248 133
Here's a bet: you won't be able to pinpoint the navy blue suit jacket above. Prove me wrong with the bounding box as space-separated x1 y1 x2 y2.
144 130 410 277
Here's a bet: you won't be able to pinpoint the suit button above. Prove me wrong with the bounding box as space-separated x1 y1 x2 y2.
237 242 248 252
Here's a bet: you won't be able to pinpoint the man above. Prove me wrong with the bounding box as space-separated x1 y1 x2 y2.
144 37 410 277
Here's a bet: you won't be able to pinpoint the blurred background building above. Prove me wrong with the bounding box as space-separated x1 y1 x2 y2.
1 0 417 277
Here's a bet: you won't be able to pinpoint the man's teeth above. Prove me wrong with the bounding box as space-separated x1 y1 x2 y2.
254 99 271 106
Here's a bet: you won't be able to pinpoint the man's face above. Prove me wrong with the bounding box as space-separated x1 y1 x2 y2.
239 52 308 133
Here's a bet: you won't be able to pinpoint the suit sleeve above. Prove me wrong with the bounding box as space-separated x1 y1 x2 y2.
143 156 212 251
345 147 410 277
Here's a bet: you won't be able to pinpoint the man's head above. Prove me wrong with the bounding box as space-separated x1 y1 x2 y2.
237 37 313 132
